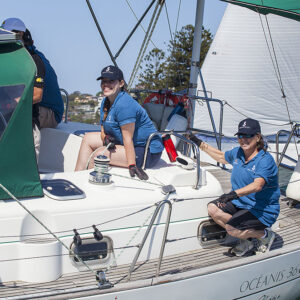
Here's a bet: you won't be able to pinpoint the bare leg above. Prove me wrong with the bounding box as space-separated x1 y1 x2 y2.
208 203 264 239
225 225 264 240
207 203 232 228
75 132 103 171
87 145 129 169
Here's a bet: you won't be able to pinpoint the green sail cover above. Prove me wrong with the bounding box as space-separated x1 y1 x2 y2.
0 41 43 200
221 0 300 22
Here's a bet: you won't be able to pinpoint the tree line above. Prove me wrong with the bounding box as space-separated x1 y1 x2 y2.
137 24 213 92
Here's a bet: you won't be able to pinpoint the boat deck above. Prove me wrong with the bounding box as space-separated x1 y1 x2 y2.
1 167 299 299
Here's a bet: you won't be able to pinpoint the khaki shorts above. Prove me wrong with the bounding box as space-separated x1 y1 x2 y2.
39 106 58 129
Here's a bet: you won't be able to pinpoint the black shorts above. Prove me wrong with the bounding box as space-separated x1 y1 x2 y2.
210 199 267 231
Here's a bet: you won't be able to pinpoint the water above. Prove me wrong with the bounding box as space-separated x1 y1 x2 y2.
278 167 293 194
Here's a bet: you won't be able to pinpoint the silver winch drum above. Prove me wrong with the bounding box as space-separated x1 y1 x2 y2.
89 155 112 185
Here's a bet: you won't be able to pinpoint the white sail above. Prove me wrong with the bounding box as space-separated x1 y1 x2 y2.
193 4 300 137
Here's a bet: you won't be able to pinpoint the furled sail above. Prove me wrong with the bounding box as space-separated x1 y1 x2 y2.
193 4 300 137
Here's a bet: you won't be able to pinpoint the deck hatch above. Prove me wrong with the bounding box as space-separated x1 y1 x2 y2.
41 179 86 200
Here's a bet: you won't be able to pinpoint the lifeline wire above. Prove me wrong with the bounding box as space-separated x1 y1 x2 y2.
0 173 298 240
223 101 291 127
0 202 298 264
0 183 97 276
0 153 298 241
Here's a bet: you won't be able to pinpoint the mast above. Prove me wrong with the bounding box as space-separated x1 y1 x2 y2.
188 0 205 128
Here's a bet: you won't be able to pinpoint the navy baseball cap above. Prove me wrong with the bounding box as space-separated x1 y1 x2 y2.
235 118 261 135
1 18 26 32
97 65 124 81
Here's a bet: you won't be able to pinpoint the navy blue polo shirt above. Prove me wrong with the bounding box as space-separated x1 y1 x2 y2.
100 92 163 153
225 147 280 227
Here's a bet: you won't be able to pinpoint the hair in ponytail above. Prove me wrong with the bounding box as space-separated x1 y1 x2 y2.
257 133 267 152
102 98 111 122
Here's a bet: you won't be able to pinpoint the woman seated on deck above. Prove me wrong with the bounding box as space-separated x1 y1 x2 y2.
75 65 164 180
190 118 280 256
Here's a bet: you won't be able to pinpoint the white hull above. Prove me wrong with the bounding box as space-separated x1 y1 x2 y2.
0 125 299 299
81 249 300 300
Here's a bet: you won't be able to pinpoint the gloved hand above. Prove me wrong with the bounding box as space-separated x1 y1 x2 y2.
217 191 238 204
104 135 116 150
129 165 149 180
189 133 203 147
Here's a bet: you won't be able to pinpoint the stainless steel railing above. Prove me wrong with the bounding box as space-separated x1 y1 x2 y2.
142 130 201 189
60 88 69 123
127 198 173 281
276 123 300 167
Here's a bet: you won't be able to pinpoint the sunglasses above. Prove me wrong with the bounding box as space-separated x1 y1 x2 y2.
237 134 255 139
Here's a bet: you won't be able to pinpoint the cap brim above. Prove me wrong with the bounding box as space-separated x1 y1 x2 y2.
235 129 259 136
96 75 123 81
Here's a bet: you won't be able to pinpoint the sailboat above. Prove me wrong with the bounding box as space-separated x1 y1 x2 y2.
0 1 300 299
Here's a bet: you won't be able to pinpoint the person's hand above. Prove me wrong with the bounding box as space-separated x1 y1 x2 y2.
129 165 149 180
189 133 203 147
104 135 116 150
215 191 238 207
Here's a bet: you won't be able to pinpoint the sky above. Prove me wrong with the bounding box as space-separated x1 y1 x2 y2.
1 0 227 95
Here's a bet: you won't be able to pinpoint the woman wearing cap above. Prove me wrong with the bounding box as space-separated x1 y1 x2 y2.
190 118 280 256
75 65 164 180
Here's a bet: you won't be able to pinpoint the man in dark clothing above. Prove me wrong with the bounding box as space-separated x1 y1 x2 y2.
2 18 64 129
1 18 46 157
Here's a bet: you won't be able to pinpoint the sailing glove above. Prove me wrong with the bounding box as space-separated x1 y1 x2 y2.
189 133 203 147
217 191 238 204
104 135 116 150
129 165 149 181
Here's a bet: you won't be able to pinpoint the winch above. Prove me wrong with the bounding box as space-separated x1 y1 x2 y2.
89 155 112 185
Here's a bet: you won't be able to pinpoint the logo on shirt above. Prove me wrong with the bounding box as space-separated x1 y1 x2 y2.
35 77 44 83
247 165 256 173
233 159 238 165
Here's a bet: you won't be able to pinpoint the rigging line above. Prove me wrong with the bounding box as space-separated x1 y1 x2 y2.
125 0 158 49
164 1 173 42
258 5 299 155
129 0 164 88
128 0 160 88
175 0 181 35
164 0 183 89
257 12 282 88
0 184 97 276
224 101 291 126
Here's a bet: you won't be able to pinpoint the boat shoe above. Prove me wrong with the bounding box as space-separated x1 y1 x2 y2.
255 229 276 254
231 239 254 257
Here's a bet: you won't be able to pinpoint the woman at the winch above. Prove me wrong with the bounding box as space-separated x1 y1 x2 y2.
75 65 164 180
190 118 280 256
